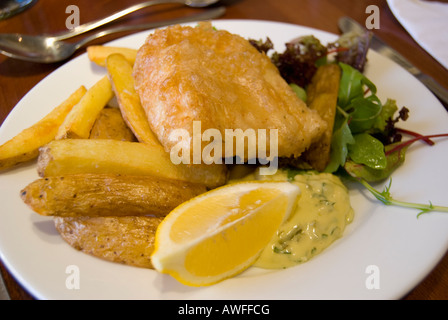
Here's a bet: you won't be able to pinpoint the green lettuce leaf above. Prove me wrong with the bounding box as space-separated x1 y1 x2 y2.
325 118 355 173
337 62 377 109
344 142 407 182
348 133 387 170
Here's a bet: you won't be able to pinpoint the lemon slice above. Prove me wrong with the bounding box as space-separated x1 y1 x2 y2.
151 181 300 286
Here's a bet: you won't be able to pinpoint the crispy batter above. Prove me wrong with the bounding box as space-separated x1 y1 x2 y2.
54 216 162 269
133 22 326 160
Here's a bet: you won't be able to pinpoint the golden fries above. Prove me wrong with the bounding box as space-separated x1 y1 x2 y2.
87 46 138 67
0 86 86 171
56 76 113 139
106 53 160 146
302 64 341 171
37 139 228 188
89 107 137 141
54 216 162 269
21 173 208 217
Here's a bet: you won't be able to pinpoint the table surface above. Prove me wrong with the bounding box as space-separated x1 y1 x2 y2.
0 0 447 300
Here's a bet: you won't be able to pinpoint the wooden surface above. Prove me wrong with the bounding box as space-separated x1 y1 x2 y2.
0 0 447 300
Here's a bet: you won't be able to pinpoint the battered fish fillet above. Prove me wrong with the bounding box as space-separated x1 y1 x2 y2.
133 22 326 160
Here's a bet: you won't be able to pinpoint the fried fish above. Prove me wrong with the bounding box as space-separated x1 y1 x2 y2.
133 22 326 161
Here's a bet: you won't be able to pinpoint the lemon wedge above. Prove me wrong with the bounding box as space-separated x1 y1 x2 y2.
151 181 300 286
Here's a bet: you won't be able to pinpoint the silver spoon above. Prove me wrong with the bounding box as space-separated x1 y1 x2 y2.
0 0 220 63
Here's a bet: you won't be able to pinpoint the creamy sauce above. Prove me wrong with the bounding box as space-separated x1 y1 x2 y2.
230 168 354 269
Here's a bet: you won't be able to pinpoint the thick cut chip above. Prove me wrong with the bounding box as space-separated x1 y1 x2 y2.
87 46 138 67
133 22 326 161
37 139 227 189
0 86 86 170
89 107 137 141
106 53 160 145
21 173 208 217
54 216 162 269
301 64 341 171
56 76 113 139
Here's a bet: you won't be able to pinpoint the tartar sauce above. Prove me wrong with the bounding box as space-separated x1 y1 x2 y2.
231 168 354 269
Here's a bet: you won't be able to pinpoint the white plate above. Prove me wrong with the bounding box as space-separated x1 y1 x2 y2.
0 20 447 300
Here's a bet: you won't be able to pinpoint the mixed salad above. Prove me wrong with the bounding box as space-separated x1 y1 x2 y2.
250 30 448 216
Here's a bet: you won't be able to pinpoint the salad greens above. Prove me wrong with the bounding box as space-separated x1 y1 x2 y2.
328 30 372 73
250 32 448 216
327 62 448 216
347 133 387 170
325 62 405 175
258 35 328 88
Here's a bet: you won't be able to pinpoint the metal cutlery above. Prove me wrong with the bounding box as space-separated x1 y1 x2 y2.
0 6 225 63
